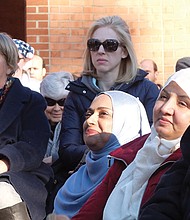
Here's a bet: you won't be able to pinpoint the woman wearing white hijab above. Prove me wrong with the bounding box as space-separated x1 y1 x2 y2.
70 68 190 220
53 91 150 218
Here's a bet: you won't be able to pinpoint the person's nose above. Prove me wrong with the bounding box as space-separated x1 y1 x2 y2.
30 68 35 74
160 98 175 115
53 103 63 111
86 113 98 125
97 45 105 54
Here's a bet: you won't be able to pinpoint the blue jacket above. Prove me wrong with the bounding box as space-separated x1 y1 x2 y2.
59 69 160 171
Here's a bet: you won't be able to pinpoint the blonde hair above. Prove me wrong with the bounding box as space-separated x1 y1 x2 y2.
83 15 138 83
0 32 19 76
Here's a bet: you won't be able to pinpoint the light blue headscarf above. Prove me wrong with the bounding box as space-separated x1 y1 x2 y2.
53 91 150 218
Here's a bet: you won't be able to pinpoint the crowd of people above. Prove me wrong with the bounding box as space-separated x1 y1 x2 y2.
0 14 190 220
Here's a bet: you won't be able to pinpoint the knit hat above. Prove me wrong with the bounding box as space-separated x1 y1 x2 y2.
13 39 35 59
40 72 74 100
175 57 190 71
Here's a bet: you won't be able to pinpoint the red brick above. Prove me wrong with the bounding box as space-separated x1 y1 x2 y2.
26 0 190 80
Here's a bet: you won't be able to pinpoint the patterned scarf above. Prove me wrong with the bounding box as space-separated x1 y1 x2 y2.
0 77 15 106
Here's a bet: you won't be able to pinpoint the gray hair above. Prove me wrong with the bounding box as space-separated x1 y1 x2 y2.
40 71 74 100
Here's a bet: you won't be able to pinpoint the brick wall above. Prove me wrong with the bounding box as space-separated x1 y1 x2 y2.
26 0 190 84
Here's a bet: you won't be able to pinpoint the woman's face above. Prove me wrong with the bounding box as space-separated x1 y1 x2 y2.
14 53 30 78
154 81 190 140
90 27 127 76
0 54 11 85
45 103 64 125
83 94 113 151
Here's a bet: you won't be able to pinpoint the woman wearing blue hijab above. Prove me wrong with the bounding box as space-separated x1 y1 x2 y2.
53 90 150 218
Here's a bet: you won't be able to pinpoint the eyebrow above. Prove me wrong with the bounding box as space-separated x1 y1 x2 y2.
162 88 189 99
87 107 113 111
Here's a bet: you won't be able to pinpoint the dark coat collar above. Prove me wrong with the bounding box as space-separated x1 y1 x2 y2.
0 78 31 134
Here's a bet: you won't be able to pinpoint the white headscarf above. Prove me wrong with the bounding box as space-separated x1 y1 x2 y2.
103 91 151 145
163 67 190 98
103 68 190 220
54 91 150 218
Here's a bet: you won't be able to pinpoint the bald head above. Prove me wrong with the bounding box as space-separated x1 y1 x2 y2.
140 59 158 83
24 55 46 81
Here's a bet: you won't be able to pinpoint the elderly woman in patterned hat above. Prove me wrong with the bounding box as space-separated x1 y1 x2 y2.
13 38 35 79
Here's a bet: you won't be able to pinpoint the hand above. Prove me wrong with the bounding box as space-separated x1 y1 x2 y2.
43 156 53 165
46 213 70 220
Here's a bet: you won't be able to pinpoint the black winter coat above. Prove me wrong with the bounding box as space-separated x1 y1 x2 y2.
139 125 190 220
0 78 53 220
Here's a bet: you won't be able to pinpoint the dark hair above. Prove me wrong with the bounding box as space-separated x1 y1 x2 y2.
175 57 190 72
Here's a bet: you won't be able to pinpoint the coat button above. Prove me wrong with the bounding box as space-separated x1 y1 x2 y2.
83 90 87 94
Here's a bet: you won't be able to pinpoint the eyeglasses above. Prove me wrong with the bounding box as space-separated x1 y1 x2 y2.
87 38 120 52
45 97 66 106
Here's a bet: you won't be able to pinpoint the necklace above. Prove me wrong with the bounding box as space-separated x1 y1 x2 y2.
0 77 15 106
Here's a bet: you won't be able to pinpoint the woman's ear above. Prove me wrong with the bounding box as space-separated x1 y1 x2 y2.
6 67 12 75
121 48 128 59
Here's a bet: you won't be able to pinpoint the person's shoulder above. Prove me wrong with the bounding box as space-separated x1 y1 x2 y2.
20 83 45 104
137 68 148 78
128 77 160 95
66 76 83 87
66 75 96 100
65 76 86 92
30 90 46 102
137 78 160 95
13 77 32 96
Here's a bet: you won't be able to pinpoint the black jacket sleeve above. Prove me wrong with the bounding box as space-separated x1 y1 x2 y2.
139 159 187 220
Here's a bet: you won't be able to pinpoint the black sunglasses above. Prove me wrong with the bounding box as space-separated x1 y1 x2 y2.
87 38 120 52
45 97 66 106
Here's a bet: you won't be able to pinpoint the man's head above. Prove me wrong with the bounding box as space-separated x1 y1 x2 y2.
140 59 159 83
175 57 190 72
24 55 46 81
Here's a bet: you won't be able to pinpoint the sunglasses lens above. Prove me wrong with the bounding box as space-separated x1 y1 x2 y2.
45 97 56 106
45 98 66 106
87 39 119 52
57 99 66 106
103 39 119 52
87 39 101 51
